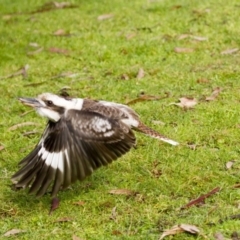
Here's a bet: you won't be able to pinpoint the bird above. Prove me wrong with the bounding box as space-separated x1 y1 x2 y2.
12 93 179 198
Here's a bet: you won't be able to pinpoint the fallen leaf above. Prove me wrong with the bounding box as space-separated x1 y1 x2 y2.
177 34 190 40
159 224 200 239
151 169 162 178
232 183 240 188
221 48 239 55
53 29 71 36
51 72 79 79
72 235 83 240
112 230 122 236
206 87 222 101
127 93 168 105
4 229 26 237
231 231 240 240
48 47 69 55
108 189 136 196
120 73 129 80
187 143 197 150
214 232 225 240
31 1 78 14
27 47 44 55
49 197 60 215
55 217 73 222
197 78 210 84
136 68 145 79
126 32 136 40
29 42 39 47
152 120 165 125
97 14 114 21
0 146 5 151
171 97 197 109
73 201 85 206
22 130 40 136
174 47 194 53
2 15 12 20
0 64 29 80
24 81 46 87
181 187 220 209
8 122 39 131
226 160 236 169
229 214 240 220
191 36 208 41
171 5 182 10
110 206 117 221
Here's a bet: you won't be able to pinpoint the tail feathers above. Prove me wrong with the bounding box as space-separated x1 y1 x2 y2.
135 123 179 146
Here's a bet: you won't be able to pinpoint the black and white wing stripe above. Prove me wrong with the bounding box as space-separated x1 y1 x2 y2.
12 110 136 197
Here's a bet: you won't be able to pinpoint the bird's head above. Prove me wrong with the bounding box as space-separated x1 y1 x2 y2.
19 93 82 122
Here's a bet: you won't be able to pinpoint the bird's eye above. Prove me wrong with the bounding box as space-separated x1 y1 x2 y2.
46 100 53 106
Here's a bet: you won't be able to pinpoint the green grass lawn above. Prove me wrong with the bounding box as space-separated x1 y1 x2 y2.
1 0 240 239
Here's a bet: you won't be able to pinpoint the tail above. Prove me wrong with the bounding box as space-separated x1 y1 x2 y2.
134 122 179 146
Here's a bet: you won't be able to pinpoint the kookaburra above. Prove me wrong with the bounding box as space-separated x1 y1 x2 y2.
12 93 179 197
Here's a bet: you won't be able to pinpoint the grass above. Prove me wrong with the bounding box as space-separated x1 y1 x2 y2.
1 0 240 239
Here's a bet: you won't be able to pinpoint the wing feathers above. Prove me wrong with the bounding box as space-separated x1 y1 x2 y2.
12 110 136 197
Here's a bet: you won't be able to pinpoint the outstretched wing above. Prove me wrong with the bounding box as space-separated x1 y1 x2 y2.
12 110 136 197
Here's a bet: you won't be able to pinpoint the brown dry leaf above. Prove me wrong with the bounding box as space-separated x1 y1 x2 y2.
55 217 73 222
0 64 29 80
159 224 200 239
171 97 198 109
110 206 117 221
120 73 129 80
97 14 114 21
226 160 236 169
53 29 70 36
206 87 222 101
181 187 220 209
214 232 224 240
151 169 162 178
232 183 240 189
32 1 78 13
51 72 79 79
0 145 5 151
127 94 168 105
72 235 84 240
136 68 145 79
171 5 182 9
2 15 12 20
197 78 210 84
188 143 197 150
8 122 39 131
177 34 190 40
174 47 194 53
48 47 69 55
231 231 240 240
109 189 136 196
191 36 208 41
24 81 46 87
4 229 26 237
112 230 122 236
73 201 85 206
221 48 239 55
126 32 136 40
49 197 60 215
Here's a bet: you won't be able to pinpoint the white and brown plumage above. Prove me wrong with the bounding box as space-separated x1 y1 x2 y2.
12 93 179 197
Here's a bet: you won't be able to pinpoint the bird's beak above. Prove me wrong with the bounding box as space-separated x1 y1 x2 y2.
18 97 43 108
